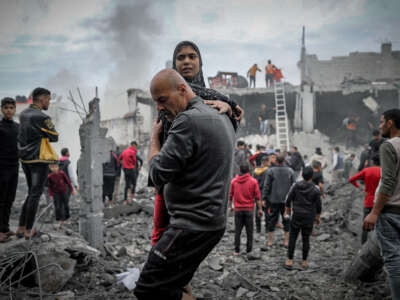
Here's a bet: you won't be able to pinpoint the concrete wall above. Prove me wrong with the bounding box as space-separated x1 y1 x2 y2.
305 43 400 88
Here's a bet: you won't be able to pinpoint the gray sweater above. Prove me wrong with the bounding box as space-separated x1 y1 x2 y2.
150 97 235 231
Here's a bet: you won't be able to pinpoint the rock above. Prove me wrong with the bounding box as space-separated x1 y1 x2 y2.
316 233 331 241
54 290 75 300
208 257 223 271
117 246 127 257
236 287 248 298
101 273 115 287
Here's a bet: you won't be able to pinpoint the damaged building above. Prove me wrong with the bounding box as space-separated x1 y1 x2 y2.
101 29 400 148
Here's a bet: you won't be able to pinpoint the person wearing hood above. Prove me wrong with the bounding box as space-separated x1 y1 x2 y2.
229 164 263 255
285 167 322 269
151 41 244 246
253 156 270 233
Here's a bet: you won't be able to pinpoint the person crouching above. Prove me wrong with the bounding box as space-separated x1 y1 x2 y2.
47 163 74 228
284 166 322 269
229 164 263 255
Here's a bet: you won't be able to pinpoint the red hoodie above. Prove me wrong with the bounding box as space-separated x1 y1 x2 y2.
349 166 381 208
119 146 137 169
230 173 261 211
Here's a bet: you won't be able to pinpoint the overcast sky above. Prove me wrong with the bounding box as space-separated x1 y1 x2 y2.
1 0 400 103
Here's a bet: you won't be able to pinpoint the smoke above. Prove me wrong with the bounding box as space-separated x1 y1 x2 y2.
90 1 162 91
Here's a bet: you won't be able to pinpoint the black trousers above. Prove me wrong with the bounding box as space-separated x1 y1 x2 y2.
267 203 290 232
362 207 372 244
0 166 18 233
123 168 137 200
235 210 254 253
287 214 314 260
255 202 269 233
19 163 49 230
134 226 225 300
249 76 256 88
103 176 116 202
53 192 69 221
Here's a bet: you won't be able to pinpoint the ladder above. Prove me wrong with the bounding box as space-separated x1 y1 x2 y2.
274 81 290 151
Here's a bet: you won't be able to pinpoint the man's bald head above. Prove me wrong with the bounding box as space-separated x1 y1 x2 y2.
150 69 196 121
150 69 188 95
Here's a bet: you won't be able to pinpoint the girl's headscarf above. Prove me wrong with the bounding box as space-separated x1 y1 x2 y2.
172 41 206 87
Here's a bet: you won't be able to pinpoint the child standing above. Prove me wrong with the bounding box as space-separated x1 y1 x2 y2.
47 163 74 227
285 167 322 269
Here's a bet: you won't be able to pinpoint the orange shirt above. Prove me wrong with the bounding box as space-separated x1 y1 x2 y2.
265 64 274 74
248 65 260 77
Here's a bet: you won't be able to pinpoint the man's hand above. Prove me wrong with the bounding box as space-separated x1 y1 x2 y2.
315 215 321 225
363 211 379 231
148 118 162 163
75 185 80 192
152 118 163 138
50 196 53 201
258 209 264 217
203 100 232 116
72 190 76 196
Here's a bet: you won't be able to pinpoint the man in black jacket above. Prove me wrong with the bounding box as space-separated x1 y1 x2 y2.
16 88 58 240
263 155 295 247
285 167 322 269
0 98 19 242
134 69 235 300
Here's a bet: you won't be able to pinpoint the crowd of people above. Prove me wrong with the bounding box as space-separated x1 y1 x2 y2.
247 60 284 88
0 89 144 241
1 39 400 300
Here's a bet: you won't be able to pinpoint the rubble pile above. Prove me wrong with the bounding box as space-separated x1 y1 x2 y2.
3 179 391 299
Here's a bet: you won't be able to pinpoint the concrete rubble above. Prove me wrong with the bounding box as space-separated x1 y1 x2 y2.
2 120 390 299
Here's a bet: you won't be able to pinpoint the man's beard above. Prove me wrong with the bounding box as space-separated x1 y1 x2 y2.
382 131 390 138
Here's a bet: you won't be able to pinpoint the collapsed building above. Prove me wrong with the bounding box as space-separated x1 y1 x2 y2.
101 29 400 149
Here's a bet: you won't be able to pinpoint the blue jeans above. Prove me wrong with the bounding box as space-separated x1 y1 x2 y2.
259 120 269 135
376 212 400 300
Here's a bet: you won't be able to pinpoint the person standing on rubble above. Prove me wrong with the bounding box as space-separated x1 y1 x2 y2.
265 60 275 88
59 148 78 223
247 63 261 88
343 153 355 181
262 154 295 247
0 98 19 243
330 146 344 183
102 150 120 206
113 146 122 203
233 140 248 176
284 167 322 269
119 141 139 204
253 156 270 234
229 164 263 255
349 155 381 244
289 146 305 180
309 147 328 169
364 109 400 300
47 162 74 228
134 69 235 300
16 88 58 240
150 40 243 246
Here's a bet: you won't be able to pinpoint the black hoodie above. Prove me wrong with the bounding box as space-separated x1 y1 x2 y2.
285 180 322 218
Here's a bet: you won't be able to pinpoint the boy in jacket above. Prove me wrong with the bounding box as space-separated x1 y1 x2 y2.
285 167 322 269
229 164 263 255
